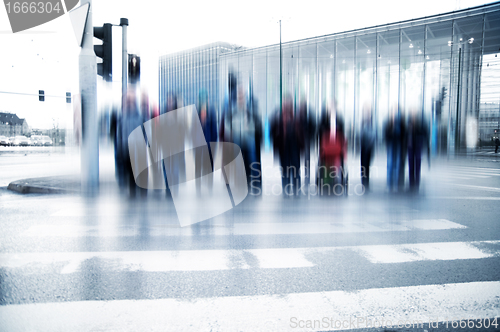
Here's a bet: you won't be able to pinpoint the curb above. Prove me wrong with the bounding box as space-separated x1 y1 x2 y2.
7 178 80 194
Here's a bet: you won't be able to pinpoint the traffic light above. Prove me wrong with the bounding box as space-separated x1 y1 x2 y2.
441 86 447 100
66 92 71 104
128 54 140 84
93 23 112 82
39 90 44 102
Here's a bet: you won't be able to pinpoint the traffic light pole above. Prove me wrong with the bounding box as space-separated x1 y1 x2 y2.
120 18 128 112
79 0 99 193
279 20 282 115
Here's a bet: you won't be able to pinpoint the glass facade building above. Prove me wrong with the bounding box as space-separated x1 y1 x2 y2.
158 42 241 116
217 3 500 154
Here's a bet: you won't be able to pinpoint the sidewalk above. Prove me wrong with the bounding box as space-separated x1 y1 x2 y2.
6 152 490 196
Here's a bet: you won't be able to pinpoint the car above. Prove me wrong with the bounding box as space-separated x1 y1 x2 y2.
15 135 30 146
0 136 9 146
30 135 42 146
40 135 53 146
9 137 19 146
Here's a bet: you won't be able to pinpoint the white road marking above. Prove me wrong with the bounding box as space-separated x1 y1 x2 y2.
0 249 313 273
438 167 500 175
355 240 499 263
232 219 465 235
0 281 499 331
449 184 500 192
2 240 497 273
454 171 500 176
21 219 466 238
434 173 488 179
433 175 473 180
451 166 500 172
430 196 500 200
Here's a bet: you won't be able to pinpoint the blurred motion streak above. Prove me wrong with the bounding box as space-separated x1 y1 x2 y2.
127 104 248 226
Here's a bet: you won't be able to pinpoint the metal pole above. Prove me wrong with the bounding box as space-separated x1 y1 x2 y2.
455 46 462 154
280 20 282 114
79 0 99 193
120 18 128 112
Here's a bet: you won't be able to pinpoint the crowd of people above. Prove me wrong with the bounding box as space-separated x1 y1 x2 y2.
111 73 430 199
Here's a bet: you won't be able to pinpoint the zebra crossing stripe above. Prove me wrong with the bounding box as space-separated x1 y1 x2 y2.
451 166 500 173
0 281 499 331
1 240 497 273
432 174 473 180
446 170 500 177
231 219 464 235
21 219 466 238
449 184 500 192
354 240 499 263
430 196 500 200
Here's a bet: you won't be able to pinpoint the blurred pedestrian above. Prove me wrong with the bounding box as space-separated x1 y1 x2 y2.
220 75 262 194
159 92 179 196
317 104 347 196
407 111 430 192
219 71 237 143
232 87 260 190
271 95 303 197
116 89 144 198
247 90 263 195
384 107 406 192
360 105 376 191
298 100 316 193
195 90 218 193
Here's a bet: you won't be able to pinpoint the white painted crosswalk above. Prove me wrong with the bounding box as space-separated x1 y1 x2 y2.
2 195 500 331
1 240 499 273
1 281 499 332
21 219 465 237
432 165 500 183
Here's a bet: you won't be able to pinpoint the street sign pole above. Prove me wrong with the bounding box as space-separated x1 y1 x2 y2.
279 19 282 115
120 18 128 113
79 0 99 193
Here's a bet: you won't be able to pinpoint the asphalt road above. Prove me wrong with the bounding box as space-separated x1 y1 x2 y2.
0 149 500 331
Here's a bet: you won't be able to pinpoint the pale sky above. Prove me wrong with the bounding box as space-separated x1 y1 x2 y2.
0 0 495 129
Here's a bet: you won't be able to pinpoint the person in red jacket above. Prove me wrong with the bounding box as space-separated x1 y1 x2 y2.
318 105 347 196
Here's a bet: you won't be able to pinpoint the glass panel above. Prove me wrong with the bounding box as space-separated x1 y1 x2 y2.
400 25 425 116
356 34 376 151
238 52 253 99
252 49 268 119
377 29 400 134
317 39 335 119
299 43 318 122
480 12 500 146
267 47 280 117
425 20 452 154
483 11 500 54
282 44 299 112
335 37 355 149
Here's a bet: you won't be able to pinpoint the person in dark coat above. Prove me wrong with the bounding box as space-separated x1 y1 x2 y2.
271 95 303 197
247 93 263 195
116 89 144 198
298 100 316 193
360 105 376 191
407 112 430 192
195 90 218 193
384 107 406 192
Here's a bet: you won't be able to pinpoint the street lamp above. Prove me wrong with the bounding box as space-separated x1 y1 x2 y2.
271 17 290 114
